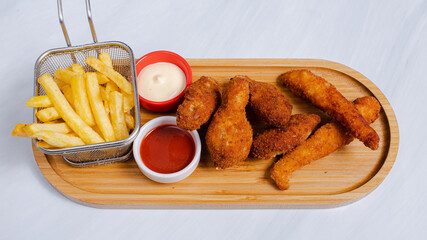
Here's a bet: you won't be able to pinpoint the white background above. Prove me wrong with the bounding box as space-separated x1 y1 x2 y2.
1 0 426 239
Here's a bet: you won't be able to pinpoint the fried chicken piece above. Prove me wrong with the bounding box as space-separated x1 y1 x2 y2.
205 76 253 168
279 70 380 150
270 96 381 190
250 114 321 159
176 76 221 130
249 80 292 127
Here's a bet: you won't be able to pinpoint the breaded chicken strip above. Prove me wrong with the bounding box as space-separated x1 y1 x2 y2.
270 96 381 190
279 70 379 150
249 80 292 127
177 76 221 130
205 76 253 168
250 114 320 159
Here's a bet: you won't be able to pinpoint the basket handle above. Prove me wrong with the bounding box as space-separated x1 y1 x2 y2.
57 0 98 47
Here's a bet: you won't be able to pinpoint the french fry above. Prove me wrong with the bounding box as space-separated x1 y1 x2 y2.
26 95 52 108
71 64 84 74
60 85 74 108
66 67 73 71
106 81 119 92
32 131 84 148
99 86 110 115
86 72 116 142
53 68 78 84
71 74 95 126
105 82 119 113
38 73 104 144
96 72 109 84
36 141 55 149
36 107 61 122
123 92 134 112
12 124 29 137
109 91 129 140
124 112 134 130
99 52 113 68
85 56 133 94
104 101 110 116
24 123 71 137
99 86 108 101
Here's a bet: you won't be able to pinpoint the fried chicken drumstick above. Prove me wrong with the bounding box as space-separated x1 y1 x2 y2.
279 70 379 150
250 114 321 159
205 76 253 168
271 96 381 190
176 76 221 130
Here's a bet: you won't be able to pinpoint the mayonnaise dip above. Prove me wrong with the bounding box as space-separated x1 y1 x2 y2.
137 62 186 102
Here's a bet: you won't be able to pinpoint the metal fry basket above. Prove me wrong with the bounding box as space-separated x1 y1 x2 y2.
33 0 140 167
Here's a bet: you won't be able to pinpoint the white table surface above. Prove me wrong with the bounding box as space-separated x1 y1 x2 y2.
1 0 426 239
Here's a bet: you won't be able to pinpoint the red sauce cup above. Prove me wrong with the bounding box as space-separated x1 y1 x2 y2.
135 51 192 112
133 116 201 183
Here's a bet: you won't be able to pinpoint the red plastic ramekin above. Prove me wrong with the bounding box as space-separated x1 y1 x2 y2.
135 51 192 112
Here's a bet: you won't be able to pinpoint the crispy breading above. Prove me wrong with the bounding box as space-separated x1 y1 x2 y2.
250 114 320 159
249 80 292 127
270 96 381 190
279 70 380 150
176 76 221 130
205 76 253 168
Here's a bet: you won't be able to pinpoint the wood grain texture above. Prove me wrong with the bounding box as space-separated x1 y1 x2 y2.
33 59 399 209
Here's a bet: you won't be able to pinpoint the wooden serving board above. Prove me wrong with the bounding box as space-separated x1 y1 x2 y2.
33 59 398 209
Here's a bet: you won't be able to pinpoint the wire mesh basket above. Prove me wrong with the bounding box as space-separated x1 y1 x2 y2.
33 0 140 167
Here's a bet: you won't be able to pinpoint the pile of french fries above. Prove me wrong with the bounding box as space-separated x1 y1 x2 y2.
12 52 135 149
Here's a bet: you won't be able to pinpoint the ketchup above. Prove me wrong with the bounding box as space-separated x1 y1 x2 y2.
140 124 195 174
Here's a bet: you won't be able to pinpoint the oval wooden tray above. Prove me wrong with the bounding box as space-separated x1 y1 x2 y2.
33 59 399 209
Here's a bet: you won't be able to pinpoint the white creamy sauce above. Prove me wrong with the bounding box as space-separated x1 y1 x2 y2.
137 62 186 102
